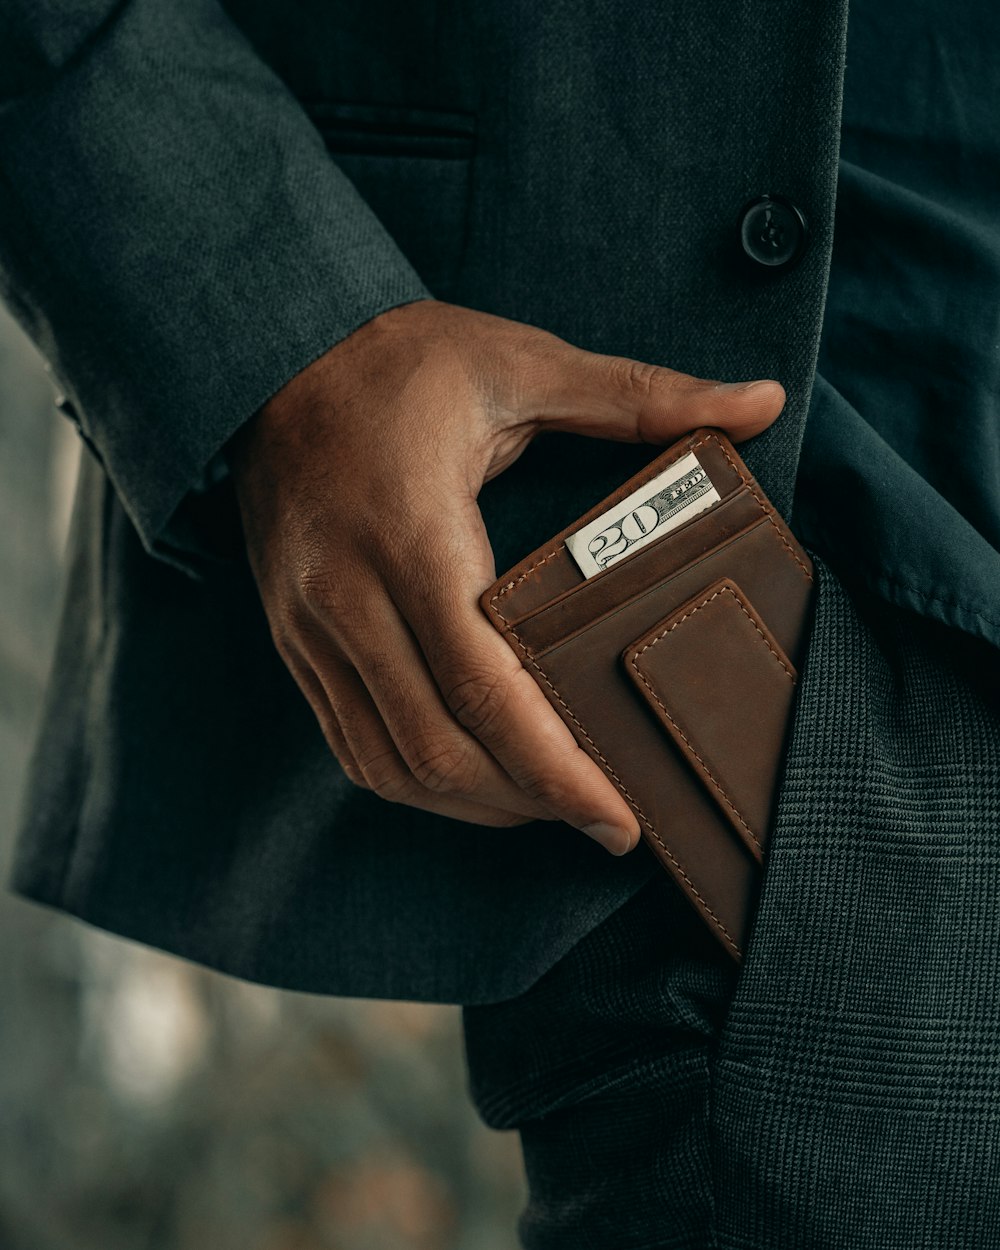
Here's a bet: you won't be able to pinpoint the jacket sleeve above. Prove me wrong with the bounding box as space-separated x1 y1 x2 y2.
0 0 432 573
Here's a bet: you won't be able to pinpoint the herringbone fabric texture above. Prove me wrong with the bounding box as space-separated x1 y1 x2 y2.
464 561 1000 1249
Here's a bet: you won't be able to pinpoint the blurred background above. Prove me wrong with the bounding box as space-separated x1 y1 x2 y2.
0 306 524 1250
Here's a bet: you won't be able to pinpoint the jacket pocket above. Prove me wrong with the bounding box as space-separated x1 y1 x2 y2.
304 100 476 295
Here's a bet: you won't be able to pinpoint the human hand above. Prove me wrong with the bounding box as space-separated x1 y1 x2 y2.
227 299 785 854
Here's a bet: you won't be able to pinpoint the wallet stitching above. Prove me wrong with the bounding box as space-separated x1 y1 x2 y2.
630 584 795 855
486 431 810 959
489 432 811 624
489 548 565 612
710 439 813 584
511 641 741 957
637 583 797 681
489 433 724 618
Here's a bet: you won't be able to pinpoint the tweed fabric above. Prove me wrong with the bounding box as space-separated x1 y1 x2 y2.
464 561 1000 1248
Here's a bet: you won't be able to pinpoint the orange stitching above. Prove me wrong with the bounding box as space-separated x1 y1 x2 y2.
709 438 813 584
505 634 741 957
630 584 796 855
488 431 811 627
634 583 796 680
488 547 564 617
487 430 813 958
490 434 721 622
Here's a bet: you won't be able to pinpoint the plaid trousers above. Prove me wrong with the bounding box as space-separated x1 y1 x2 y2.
463 561 1000 1249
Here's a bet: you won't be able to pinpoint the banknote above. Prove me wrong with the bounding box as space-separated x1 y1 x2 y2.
565 450 721 578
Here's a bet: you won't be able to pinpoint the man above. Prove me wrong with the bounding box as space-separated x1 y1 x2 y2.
3 1 999 1245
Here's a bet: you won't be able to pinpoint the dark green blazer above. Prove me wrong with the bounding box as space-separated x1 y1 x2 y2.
0 0 853 1000
10 7 1000 1238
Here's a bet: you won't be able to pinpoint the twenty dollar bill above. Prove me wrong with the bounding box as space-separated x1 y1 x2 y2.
565 451 721 579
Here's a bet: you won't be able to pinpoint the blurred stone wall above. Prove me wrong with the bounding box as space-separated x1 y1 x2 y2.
0 306 524 1250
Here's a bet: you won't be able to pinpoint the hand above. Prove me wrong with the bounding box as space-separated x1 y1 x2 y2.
226 299 785 854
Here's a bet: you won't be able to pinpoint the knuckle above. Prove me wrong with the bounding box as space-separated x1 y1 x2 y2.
298 568 341 614
444 669 511 738
405 733 479 795
338 758 371 789
358 749 415 804
296 542 366 618
616 357 661 399
517 771 572 815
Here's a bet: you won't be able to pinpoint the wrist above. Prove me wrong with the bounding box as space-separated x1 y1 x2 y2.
224 297 440 494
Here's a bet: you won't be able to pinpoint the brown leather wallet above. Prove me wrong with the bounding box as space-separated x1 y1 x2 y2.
479 427 815 961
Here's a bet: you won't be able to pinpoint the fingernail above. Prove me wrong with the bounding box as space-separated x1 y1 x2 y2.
581 822 636 856
717 379 777 393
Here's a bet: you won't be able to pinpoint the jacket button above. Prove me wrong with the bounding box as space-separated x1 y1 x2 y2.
737 194 808 270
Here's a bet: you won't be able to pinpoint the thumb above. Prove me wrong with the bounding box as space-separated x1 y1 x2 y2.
530 342 786 445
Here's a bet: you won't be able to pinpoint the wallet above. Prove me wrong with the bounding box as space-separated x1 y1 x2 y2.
479 427 815 961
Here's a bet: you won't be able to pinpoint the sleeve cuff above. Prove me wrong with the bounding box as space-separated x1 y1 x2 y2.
0 0 434 575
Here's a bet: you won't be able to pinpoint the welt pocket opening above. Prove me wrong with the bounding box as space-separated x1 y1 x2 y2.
303 100 476 159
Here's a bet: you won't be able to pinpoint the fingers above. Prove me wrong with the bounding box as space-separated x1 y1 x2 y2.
525 338 786 444
388 563 642 855
285 641 548 828
292 552 641 853
290 584 570 824
283 648 365 784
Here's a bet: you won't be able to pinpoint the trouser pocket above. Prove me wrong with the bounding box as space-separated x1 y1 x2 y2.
462 872 736 1249
709 559 1000 1249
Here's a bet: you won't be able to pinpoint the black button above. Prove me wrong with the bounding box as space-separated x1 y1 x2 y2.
737 194 808 270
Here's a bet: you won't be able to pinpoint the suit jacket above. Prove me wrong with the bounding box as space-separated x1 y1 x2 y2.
1 0 850 1001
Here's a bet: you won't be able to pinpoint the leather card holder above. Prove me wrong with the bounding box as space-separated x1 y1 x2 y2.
480 427 816 961
623 577 798 863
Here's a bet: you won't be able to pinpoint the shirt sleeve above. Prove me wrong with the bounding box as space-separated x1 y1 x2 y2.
0 0 432 574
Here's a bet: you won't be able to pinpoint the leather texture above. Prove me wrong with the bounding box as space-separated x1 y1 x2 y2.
481 428 815 960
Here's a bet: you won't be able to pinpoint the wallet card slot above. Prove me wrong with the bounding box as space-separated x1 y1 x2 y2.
479 427 816 963
623 578 798 862
518 511 811 666
501 487 764 635
486 429 749 624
